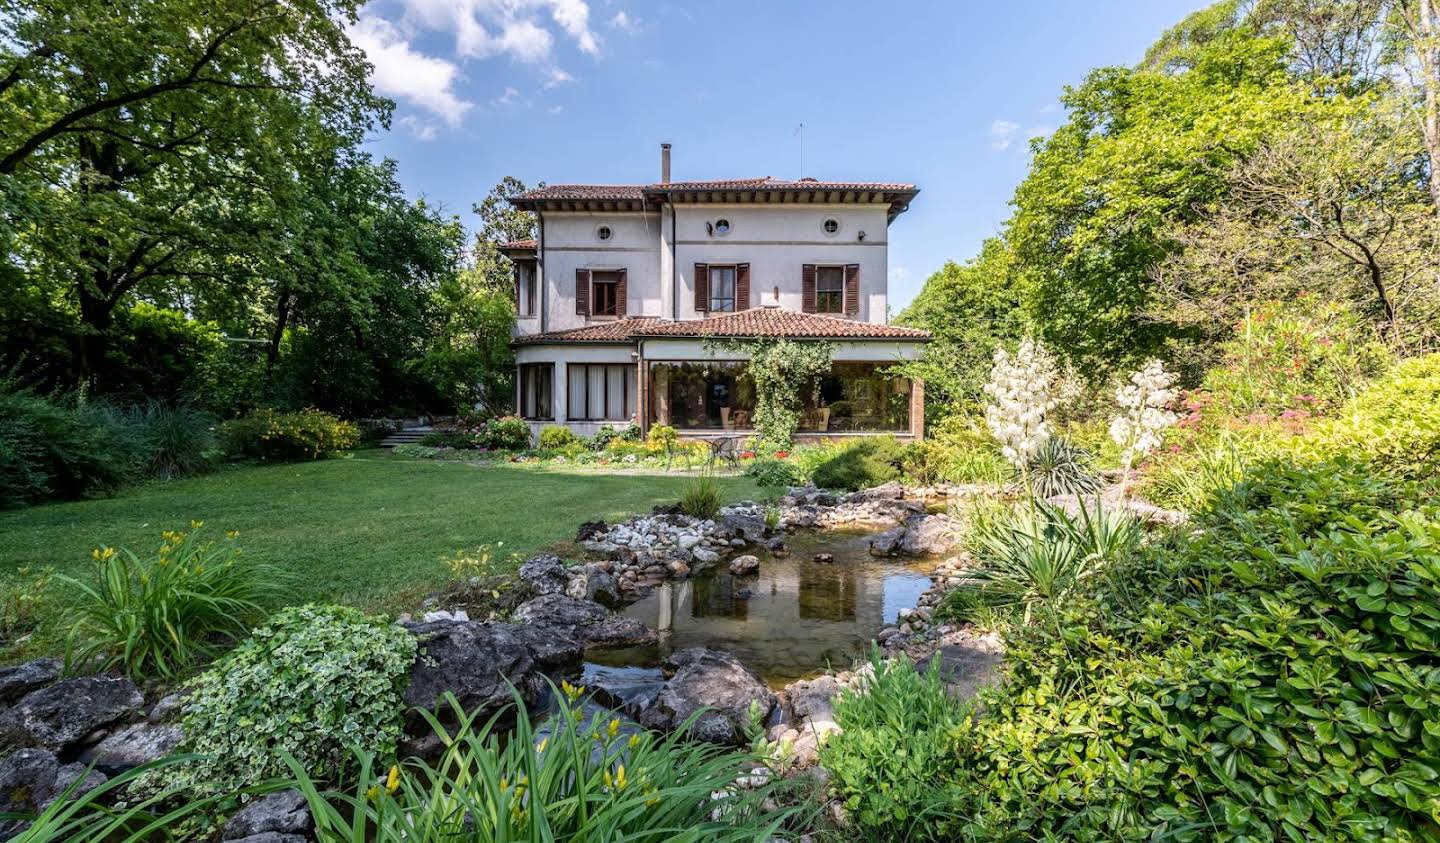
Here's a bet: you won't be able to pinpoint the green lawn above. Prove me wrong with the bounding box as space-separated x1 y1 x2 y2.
0 451 757 631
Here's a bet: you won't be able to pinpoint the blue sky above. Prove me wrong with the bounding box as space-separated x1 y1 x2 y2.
352 0 1207 311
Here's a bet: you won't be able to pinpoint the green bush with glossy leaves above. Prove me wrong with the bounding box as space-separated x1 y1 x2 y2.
926 457 1440 840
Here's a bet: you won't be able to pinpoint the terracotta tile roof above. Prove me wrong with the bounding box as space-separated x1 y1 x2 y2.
512 310 929 345
658 177 917 192
512 318 664 345
514 184 647 202
635 309 930 340
512 177 917 203
498 238 537 250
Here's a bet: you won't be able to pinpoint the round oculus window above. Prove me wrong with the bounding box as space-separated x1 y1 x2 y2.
596 225 612 241
822 218 840 235
714 218 731 236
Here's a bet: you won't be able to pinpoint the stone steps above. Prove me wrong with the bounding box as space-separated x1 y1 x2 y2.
378 426 434 448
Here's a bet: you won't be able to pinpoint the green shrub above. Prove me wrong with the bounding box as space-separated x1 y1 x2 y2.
285 685 804 842
820 652 968 841
589 424 627 450
123 401 217 480
679 473 723 520
897 440 947 486
221 408 358 461
1017 436 1101 498
743 456 802 489
60 525 279 680
1141 432 1254 511
538 425 581 450
1301 351 1440 477
809 437 904 491
482 415 531 450
927 457 1440 839
921 414 1010 485
943 497 1140 623
1200 296 1391 418
0 387 141 507
416 430 484 449
646 424 678 450
166 604 416 796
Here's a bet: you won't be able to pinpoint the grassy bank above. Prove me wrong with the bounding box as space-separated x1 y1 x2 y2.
0 451 757 656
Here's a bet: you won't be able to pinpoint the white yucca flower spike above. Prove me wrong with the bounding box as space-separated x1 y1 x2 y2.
983 336 1058 468
1111 358 1180 468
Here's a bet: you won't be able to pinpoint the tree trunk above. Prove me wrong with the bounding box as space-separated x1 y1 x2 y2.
1409 0 1440 215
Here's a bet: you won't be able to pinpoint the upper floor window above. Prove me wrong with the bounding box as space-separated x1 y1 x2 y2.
709 266 736 312
514 261 537 317
815 266 845 313
714 218 731 236
592 270 621 316
822 218 840 236
596 225 613 241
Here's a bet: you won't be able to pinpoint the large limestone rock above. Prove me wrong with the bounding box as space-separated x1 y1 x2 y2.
81 721 184 773
867 528 904 557
565 563 623 608
402 620 542 740
221 790 312 842
0 676 143 751
635 648 776 745
915 634 1006 700
512 594 655 648
0 658 61 705
900 513 958 557
518 553 569 596
0 747 108 836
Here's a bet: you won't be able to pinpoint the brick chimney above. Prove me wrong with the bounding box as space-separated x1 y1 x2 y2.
660 143 671 184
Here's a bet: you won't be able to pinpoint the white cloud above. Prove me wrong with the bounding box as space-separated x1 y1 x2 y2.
348 17 474 127
990 119 1020 151
398 115 440 140
394 0 601 62
543 67 575 88
609 11 639 32
548 104 564 114
493 85 520 106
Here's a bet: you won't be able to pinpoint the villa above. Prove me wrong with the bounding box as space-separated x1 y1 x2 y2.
504 144 930 441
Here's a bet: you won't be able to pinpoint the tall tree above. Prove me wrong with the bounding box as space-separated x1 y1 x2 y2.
0 0 385 383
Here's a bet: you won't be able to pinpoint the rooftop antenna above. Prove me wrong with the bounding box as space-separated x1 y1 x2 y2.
794 122 805 178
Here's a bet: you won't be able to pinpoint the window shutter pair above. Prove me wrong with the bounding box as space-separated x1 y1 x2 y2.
575 269 627 317
694 263 709 312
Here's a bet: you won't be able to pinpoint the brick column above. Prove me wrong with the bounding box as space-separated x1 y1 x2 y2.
910 377 926 441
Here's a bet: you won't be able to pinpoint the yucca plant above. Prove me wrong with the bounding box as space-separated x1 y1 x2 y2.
952 497 1140 622
1017 436 1102 498
679 472 723 520
284 686 806 842
61 525 280 680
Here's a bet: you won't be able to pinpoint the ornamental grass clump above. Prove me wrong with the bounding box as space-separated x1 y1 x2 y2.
982 336 1058 469
679 472 723 519
164 604 416 797
284 684 805 842
61 524 279 680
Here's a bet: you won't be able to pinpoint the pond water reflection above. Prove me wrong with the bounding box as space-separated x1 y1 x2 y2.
585 531 932 687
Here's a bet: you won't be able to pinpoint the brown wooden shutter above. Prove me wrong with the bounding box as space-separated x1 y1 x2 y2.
844 264 860 316
736 263 750 311
510 264 521 306
801 264 817 313
575 268 590 316
694 263 709 312
616 269 627 317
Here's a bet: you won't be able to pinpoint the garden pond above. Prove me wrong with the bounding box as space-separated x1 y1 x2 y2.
584 530 933 688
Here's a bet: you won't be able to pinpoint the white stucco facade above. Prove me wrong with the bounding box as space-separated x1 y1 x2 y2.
504 171 925 441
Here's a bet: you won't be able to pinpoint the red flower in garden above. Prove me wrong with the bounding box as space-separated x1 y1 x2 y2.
774 451 790 459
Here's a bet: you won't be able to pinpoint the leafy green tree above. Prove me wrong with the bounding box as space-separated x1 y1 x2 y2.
0 0 385 383
1010 19 1316 370
895 239 1025 414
